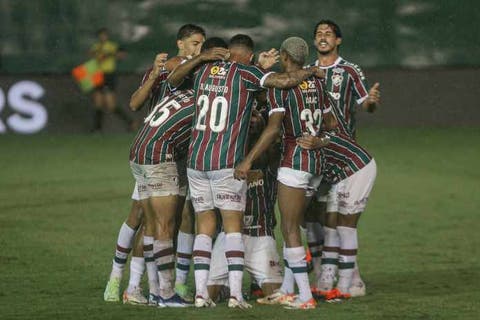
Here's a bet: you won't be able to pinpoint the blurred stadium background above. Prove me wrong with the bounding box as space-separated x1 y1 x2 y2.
1 0 479 133
1 1 479 319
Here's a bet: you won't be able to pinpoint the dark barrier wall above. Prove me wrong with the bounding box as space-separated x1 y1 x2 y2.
1 0 480 73
0 68 479 135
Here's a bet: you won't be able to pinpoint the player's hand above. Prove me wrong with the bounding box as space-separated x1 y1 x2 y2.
257 48 279 69
151 53 168 78
305 66 325 78
367 82 381 105
296 133 329 149
200 48 230 62
234 160 252 180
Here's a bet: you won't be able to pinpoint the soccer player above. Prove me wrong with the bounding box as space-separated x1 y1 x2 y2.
129 85 198 307
126 24 206 305
89 27 135 132
207 110 282 301
234 37 337 309
168 34 324 309
306 19 382 297
296 101 377 300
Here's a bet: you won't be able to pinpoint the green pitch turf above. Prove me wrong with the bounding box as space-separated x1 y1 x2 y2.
1 127 479 319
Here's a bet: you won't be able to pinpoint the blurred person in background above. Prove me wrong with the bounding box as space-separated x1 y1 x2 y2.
90 27 135 132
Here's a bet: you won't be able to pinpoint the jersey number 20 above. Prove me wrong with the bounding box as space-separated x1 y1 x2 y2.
195 94 228 132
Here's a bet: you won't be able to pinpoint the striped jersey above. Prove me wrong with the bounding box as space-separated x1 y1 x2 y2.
322 91 373 183
129 90 194 164
139 68 170 112
267 76 333 175
311 57 369 137
243 167 277 237
188 61 269 171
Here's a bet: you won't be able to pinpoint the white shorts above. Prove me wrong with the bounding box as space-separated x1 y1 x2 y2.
336 159 377 214
131 182 140 201
277 167 319 197
130 161 180 200
208 232 282 287
315 183 338 212
187 168 247 212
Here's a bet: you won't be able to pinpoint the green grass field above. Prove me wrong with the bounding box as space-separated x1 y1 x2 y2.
1 127 479 319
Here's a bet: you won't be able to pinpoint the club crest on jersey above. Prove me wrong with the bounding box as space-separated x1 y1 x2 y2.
332 74 343 86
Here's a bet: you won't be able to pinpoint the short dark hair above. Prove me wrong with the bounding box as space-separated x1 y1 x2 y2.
176 24 206 40
229 34 254 51
201 37 228 52
96 27 108 36
313 19 342 38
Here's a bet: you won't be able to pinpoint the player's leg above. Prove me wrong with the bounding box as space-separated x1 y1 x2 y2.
207 232 229 302
103 188 143 302
174 161 195 300
304 199 325 291
187 168 217 307
277 181 315 309
317 183 340 296
123 222 148 305
334 159 377 299
212 168 251 309
92 89 104 132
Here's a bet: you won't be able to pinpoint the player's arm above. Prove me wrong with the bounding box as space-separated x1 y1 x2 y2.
167 47 229 88
263 66 324 89
234 112 284 180
129 53 168 111
361 82 380 113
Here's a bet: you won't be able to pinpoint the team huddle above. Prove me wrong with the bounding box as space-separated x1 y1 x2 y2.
103 20 381 310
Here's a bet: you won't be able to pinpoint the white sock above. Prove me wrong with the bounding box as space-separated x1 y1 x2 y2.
351 262 363 284
154 239 175 299
193 234 212 299
337 226 357 293
143 235 159 295
225 232 245 301
127 256 145 292
306 222 324 282
285 246 312 302
318 226 339 290
280 244 295 294
175 231 194 285
110 223 136 279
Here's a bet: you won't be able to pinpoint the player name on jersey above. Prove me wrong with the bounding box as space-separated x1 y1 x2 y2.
129 90 195 165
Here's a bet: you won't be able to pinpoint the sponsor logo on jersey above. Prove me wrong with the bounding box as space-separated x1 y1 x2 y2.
244 215 253 226
332 67 344 74
329 92 341 100
299 81 308 90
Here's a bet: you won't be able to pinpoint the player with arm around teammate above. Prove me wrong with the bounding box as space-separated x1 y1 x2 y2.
167 33 324 309
235 37 337 310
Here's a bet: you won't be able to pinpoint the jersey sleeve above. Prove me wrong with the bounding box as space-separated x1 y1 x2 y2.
240 65 272 92
349 64 369 105
266 87 287 116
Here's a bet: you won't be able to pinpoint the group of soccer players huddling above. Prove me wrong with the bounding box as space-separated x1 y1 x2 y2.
103 19 381 310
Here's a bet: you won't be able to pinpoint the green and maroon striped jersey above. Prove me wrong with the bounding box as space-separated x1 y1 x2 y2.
140 68 170 113
188 61 269 171
243 167 277 237
129 89 195 165
322 91 373 183
267 76 333 175
311 57 369 138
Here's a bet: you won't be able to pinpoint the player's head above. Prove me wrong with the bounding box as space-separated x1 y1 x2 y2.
201 37 228 52
229 34 255 64
96 27 109 42
279 37 309 69
313 19 342 55
176 24 206 57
